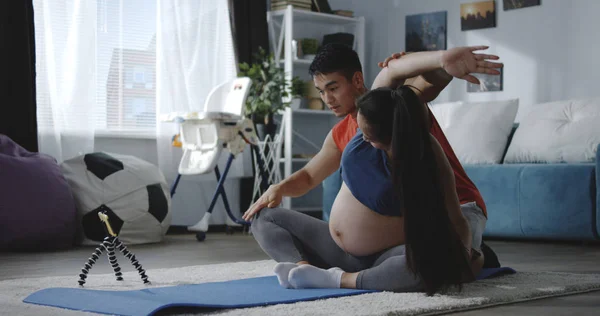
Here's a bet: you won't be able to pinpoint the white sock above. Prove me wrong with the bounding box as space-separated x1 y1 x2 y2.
288 265 344 289
273 262 298 288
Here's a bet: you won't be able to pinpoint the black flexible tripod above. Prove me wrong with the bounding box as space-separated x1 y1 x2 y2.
77 211 150 286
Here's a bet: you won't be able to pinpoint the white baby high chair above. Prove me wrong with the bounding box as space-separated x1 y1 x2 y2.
161 77 271 241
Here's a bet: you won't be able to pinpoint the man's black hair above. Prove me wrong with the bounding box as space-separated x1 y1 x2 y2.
308 43 362 81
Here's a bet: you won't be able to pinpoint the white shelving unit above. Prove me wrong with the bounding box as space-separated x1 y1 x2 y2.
266 5 365 212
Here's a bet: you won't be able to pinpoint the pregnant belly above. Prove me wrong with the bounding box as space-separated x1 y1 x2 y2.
329 182 405 256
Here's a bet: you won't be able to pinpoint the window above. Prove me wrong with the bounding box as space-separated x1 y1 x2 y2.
35 0 158 137
34 0 236 140
101 1 157 135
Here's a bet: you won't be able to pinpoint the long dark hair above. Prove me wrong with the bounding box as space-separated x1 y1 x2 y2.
356 86 472 295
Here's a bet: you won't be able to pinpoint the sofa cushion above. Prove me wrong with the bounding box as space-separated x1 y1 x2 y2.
465 162 599 240
504 98 600 163
519 163 597 240
429 99 519 164
464 164 524 238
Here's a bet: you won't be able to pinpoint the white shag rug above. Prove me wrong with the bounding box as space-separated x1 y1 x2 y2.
5 260 600 316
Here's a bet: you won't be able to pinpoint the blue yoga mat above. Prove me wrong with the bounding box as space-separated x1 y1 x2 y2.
23 267 515 316
476 266 516 280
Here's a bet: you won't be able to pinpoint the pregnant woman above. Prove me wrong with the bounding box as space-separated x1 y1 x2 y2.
243 44 502 295
247 84 488 296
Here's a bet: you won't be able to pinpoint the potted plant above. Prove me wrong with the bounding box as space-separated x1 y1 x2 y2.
238 47 304 140
300 38 319 59
290 77 306 110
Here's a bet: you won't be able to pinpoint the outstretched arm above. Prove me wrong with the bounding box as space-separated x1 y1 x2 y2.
414 68 454 103
242 131 341 221
373 46 502 128
371 50 445 90
372 46 502 91
375 52 453 103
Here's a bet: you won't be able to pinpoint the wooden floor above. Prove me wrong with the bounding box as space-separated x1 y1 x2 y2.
2 232 600 315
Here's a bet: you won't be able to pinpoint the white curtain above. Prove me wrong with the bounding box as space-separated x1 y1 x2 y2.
34 0 98 163
156 0 238 181
34 0 237 168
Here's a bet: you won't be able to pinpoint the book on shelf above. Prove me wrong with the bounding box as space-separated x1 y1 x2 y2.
333 10 354 17
271 0 312 11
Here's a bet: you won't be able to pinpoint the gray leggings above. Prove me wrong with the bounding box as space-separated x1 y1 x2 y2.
251 207 422 292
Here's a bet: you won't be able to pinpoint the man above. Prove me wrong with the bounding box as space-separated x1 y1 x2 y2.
242 43 501 268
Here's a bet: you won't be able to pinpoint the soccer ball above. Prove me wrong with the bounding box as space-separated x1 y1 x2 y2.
61 152 172 245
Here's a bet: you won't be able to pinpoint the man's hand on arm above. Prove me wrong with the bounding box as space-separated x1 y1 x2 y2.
371 50 444 90
374 46 502 129
377 52 451 103
373 46 502 91
379 53 452 86
242 131 342 221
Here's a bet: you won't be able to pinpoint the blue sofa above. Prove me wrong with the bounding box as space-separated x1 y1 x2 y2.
321 142 600 241
462 142 600 241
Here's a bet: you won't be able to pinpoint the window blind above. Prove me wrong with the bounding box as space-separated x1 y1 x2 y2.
34 0 237 139
34 0 158 137
101 0 157 135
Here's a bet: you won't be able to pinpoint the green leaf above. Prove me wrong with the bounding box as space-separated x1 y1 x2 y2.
238 45 300 118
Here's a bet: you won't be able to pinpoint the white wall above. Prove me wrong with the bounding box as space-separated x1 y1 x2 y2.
328 0 600 120
95 136 253 226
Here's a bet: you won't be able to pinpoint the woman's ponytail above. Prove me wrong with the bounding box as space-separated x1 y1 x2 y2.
386 86 472 295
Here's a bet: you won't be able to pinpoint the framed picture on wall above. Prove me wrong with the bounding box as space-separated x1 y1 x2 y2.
467 67 503 93
461 1 496 31
503 0 540 10
405 11 447 52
